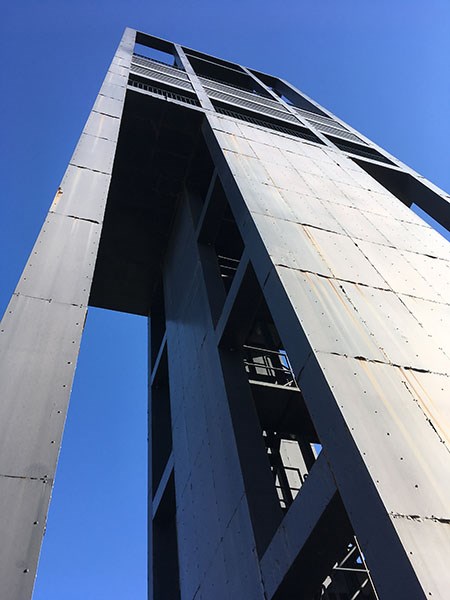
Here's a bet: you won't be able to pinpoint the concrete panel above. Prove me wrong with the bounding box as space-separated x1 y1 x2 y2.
16 212 101 306
51 165 111 223
70 132 116 174
0 477 52 600
0 295 85 477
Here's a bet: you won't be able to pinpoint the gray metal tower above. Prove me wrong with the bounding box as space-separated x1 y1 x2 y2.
1 28 450 600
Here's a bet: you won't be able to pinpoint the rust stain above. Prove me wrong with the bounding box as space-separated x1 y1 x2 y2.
51 187 63 209
401 369 450 448
354 359 450 509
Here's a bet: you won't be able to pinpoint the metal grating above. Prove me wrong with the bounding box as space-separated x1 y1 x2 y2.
132 54 190 80
128 78 200 106
200 76 285 110
326 136 394 164
312 122 364 144
293 106 344 127
206 88 300 124
215 105 321 143
130 64 194 91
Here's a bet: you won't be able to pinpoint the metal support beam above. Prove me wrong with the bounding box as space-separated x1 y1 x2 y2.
0 28 135 600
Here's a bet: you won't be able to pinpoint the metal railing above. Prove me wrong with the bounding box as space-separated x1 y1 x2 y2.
243 345 298 388
128 78 200 106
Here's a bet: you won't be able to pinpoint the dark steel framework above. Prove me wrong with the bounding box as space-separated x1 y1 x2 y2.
0 28 450 600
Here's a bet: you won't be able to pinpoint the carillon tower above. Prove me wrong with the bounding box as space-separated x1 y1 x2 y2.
1 28 449 600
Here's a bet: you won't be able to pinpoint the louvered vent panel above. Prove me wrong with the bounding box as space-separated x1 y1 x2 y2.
199 77 285 111
293 107 341 126
292 107 367 145
131 55 190 81
130 65 194 91
313 123 364 144
206 89 300 125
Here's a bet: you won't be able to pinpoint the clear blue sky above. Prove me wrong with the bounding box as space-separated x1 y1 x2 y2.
1 2 450 598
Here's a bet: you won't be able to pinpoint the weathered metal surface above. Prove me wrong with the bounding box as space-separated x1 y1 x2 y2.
0 295 85 477
357 240 445 302
70 133 117 173
92 94 124 118
207 113 450 599
3 28 450 600
0 478 52 600
0 27 135 599
52 165 111 223
16 212 101 306
83 110 121 142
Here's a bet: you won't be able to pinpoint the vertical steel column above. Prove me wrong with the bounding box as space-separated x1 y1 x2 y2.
174 45 215 112
0 28 135 600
